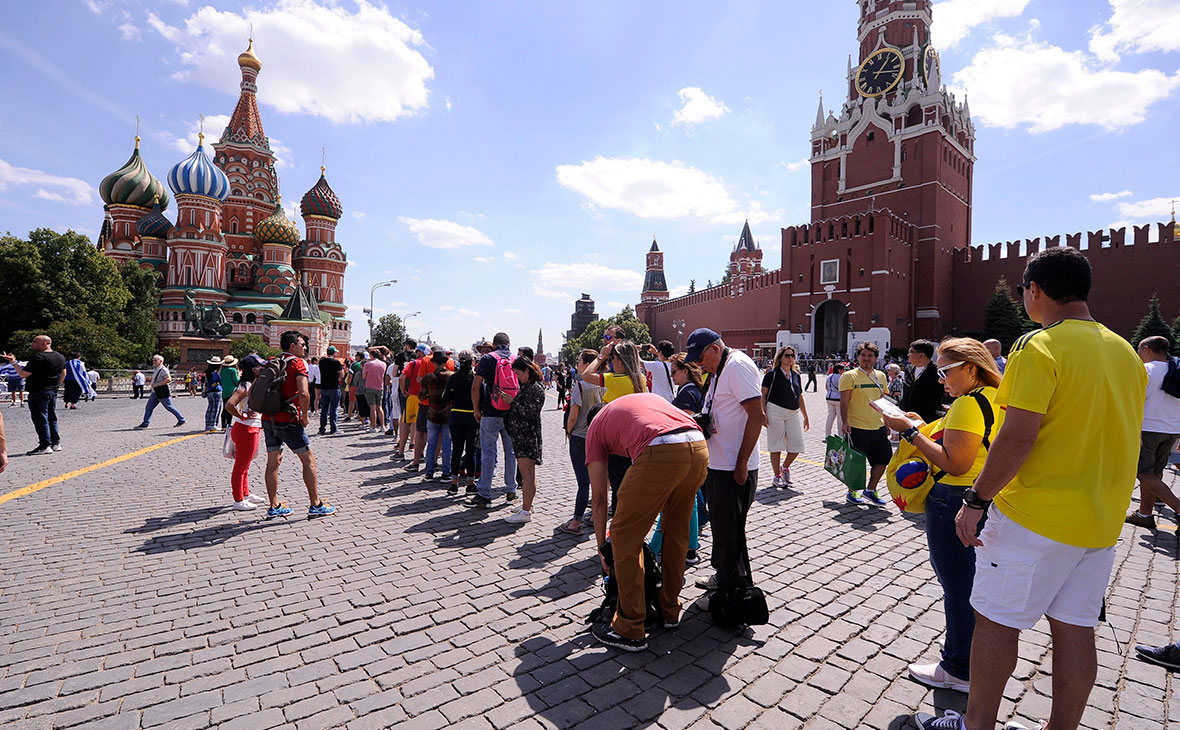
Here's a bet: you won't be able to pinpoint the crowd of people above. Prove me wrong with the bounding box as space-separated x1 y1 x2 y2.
2 246 1179 730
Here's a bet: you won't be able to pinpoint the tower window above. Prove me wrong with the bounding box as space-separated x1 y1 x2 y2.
866 131 875 143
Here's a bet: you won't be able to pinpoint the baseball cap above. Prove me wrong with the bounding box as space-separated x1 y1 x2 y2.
458 349 473 363
430 344 444 354
416 343 429 354
684 328 721 363
326 346 336 354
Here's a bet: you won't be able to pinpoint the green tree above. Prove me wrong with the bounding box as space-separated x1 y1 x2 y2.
119 263 161 364
9 319 130 369
230 334 279 361
1171 315 1180 356
559 305 651 363
370 314 408 352
1131 293 1173 347
161 345 181 365
982 276 1025 354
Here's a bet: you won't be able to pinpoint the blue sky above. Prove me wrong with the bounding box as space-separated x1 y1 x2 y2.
2 0 1178 353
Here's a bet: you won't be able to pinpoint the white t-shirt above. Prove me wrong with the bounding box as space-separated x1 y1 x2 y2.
643 360 676 403
703 349 762 471
1142 360 1180 434
308 363 320 385
231 382 262 428
385 362 400 390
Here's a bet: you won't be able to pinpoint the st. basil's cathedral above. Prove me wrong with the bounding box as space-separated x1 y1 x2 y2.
95 40 352 361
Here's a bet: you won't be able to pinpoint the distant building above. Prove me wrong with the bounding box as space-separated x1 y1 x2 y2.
567 293 598 342
535 329 547 366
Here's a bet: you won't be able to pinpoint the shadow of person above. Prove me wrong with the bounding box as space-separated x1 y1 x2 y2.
133 518 286 554
124 506 230 534
508 556 600 602
1138 531 1179 559
404 507 519 549
823 500 892 531
507 533 582 571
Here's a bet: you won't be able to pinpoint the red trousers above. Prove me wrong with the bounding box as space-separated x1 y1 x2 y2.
230 422 260 502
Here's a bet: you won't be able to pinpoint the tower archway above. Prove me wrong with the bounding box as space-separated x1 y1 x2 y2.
813 299 849 355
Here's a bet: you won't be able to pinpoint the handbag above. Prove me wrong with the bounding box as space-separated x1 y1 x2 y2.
709 584 769 627
222 429 236 460
824 435 867 492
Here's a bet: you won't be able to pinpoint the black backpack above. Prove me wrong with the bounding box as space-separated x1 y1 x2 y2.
1161 357 1180 399
586 541 663 630
709 583 769 627
248 356 298 417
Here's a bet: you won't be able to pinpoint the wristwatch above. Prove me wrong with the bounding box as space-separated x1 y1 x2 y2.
963 488 992 511
900 426 919 443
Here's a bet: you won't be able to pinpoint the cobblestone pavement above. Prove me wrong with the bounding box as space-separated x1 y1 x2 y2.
0 391 1177 730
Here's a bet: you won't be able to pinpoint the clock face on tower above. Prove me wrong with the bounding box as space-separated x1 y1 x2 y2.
921 45 940 86
855 47 905 98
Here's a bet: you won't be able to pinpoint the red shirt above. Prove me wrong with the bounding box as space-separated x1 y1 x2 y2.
403 359 422 396
261 354 308 424
585 393 700 464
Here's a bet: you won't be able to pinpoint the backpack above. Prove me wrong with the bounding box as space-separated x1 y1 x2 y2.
586 541 663 630
1162 357 1180 399
248 356 298 416
489 354 519 410
708 584 769 627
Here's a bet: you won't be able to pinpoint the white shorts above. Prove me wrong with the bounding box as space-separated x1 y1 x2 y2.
971 506 1115 629
765 402 805 454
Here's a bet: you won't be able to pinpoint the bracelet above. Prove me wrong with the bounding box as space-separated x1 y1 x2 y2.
900 426 919 443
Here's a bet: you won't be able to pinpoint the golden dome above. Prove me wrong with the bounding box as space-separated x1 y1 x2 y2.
238 39 261 72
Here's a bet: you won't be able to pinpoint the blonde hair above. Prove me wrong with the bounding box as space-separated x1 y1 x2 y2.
669 353 705 388
938 337 1002 389
773 346 800 373
611 341 648 394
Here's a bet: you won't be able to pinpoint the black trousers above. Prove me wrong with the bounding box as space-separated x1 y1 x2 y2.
608 454 632 513
705 467 758 593
450 412 478 477
805 373 817 392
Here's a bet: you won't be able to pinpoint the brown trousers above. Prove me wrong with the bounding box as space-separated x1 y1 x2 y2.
610 439 709 640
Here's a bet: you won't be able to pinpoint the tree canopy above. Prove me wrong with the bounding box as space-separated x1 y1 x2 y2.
1132 293 1173 347
981 277 1025 354
2 229 160 368
370 314 408 353
230 334 279 361
559 305 651 364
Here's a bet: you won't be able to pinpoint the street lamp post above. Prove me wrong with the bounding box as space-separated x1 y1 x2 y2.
366 279 396 345
673 318 686 352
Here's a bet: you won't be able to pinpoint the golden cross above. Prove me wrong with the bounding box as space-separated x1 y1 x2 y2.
321 147 326 175
198 113 205 144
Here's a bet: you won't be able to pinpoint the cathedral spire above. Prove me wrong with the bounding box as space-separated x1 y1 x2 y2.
221 38 268 149
815 93 825 128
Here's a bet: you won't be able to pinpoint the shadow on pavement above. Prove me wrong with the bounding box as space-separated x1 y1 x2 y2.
509 557 599 601
508 532 582 570
823 500 892 531
133 518 287 554
1138 531 1179 559
124 506 230 534
405 507 519 549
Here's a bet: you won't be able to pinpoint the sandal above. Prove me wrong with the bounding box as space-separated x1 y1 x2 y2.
558 519 583 535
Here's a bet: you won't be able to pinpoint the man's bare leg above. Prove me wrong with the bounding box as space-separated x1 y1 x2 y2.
964 612 1020 730
1043 618 1096 730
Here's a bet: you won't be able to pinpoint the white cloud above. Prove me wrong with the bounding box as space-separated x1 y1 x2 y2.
1090 0 1180 62
1116 195 1180 219
780 158 809 172
1090 190 1133 202
952 33 1180 132
556 156 769 225
502 250 517 260
671 87 729 127
148 0 433 124
399 217 494 249
118 23 141 41
529 261 644 301
0 158 95 206
473 255 494 263
605 302 626 309
931 0 1032 48
351 211 366 219
668 285 691 298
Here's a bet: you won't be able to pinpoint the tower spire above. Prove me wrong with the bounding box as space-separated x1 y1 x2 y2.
815 92 825 128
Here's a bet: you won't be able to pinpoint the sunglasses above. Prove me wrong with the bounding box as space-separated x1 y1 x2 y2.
936 360 966 379
782 353 796 358
602 334 613 341
1015 279 1032 297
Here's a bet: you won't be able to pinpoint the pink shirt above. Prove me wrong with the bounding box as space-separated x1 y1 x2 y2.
363 359 387 391
585 393 700 464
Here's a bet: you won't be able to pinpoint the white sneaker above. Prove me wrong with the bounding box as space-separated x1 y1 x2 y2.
245 494 267 505
1003 722 1043 730
908 662 970 693
233 500 257 511
783 469 792 485
504 508 532 523
913 710 965 730
771 474 785 488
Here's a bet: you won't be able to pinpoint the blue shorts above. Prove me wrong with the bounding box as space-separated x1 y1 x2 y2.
262 419 310 454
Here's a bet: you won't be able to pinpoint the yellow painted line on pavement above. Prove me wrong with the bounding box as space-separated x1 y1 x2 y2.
0 433 205 506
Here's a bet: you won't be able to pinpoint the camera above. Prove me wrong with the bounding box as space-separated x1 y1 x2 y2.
692 412 712 439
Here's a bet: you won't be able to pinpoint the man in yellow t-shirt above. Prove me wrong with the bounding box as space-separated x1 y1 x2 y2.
925 247 1147 730
838 341 891 504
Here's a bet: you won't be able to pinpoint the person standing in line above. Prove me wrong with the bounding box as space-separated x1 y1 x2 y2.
131 369 145 400
561 349 605 534
983 339 1006 375
407 346 455 472
444 350 478 496
762 346 809 489
203 358 223 432
383 347 401 437
805 359 818 392
839 343 892 505
1 335 66 455
222 355 267 511
134 354 186 429
505 356 546 523
397 345 429 461
825 363 846 436
219 356 240 430
62 353 93 409
421 349 455 483
307 356 320 414
316 346 343 434
685 329 765 602
363 348 387 434
900 340 945 425
466 333 518 508
260 331 336 519
915 247 1147 730
641 341 678 403
1124 335 1180 528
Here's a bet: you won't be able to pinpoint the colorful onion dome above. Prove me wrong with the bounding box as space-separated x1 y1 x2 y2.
238 38 261 72
99 137 170 210
300 167 343 219
135 196 173 239
255 197 301 246
168 134 230 201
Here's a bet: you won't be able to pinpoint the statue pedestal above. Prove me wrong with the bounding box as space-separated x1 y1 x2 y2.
179 337 232 366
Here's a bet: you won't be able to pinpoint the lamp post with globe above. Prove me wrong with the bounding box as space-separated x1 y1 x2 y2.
673 318 686 352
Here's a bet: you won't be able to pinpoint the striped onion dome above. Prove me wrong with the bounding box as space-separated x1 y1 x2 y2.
255 197 301 246
99 138 169 210
299 168 342 219
168 135 230 201
135 196 172 239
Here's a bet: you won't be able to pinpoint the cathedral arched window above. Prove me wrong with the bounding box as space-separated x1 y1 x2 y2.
232 313 242 323
230 219 239 233
246 314 256 324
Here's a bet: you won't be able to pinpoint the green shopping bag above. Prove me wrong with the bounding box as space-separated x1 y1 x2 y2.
825 435 867 492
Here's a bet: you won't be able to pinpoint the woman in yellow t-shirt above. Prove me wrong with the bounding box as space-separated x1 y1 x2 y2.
578 337 648 513
881 337 1003 695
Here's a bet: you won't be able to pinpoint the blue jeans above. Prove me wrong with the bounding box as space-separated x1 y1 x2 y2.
204 391 222 430
648 501 701 554
28 390 59 449
319 389 340 432
926 482 986 680
568 435 591 519
142 390 184 426
476 415 516 499
426 420 452 478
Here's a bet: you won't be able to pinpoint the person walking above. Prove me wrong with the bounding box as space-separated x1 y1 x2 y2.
825 363 846 436
839 343 891 505
1 335 66 455
881 338 1005 696
317 347 343 435
421 349 454 483
203 358 223 432
1124 335 1180 528
444 350 479 496
134 354 186 429
466 333 518 508
505 356 546 523
219 356 240 430
805 359 818 392
131 369 145 400
62 353 94 409
763 346 809 489
914 247 1147 730
586 393 709 651
222 355 267 511
260 331 336 519
562 349 605 534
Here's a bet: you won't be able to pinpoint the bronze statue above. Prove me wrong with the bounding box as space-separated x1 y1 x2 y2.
183 290 233 338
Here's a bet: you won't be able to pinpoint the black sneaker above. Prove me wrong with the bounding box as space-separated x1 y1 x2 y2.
133 423 149 429
685 549 700 565
404 463 420 472
465 485 478 495
318 429 326 435
174 419 186 428
591 622 647 652
464 495 493 509
1136 643 1180 670
447 483 459 495
26 446 52 456
505 491 517 502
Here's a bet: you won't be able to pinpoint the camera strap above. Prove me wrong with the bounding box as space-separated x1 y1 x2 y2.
703 348 730 415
